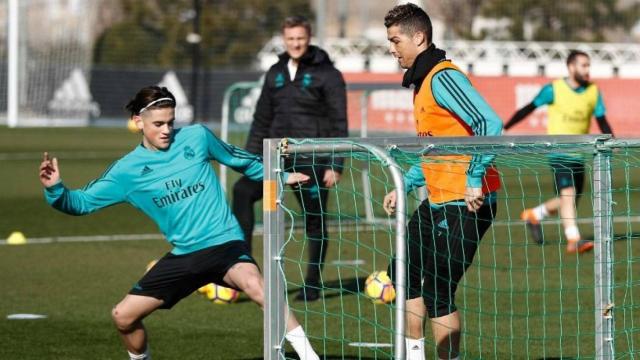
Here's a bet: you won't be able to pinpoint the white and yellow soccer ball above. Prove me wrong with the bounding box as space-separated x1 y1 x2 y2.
145 259 158 273
364 270 396 304
127 118 140 133
197 283 239 305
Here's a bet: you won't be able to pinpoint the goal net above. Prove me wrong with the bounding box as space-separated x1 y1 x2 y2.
262 135 639 359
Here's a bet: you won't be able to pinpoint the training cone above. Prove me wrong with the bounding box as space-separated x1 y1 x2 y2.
7 231 26 245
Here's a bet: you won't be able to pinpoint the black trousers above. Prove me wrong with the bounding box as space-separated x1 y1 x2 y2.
232 167 329 286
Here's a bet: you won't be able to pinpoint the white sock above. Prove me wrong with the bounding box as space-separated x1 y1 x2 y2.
533 204 548 221
128 349 150 360
406 337 425 360
565 226 580 241
285 326 319 360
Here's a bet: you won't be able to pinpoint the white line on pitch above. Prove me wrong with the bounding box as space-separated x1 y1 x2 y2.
348 342 392 348
0 233 164 245
331 259 366 265
0 151 124 161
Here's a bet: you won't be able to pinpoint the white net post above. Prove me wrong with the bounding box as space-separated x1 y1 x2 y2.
3 0 102 127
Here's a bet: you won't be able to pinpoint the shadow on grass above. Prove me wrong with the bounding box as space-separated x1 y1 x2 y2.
288 276 368 301
233 276 368 304
242 353 381 360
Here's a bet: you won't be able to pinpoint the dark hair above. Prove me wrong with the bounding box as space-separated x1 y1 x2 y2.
384 3 432 44
125 86 176 116
567 50 589 65
282 15 312 36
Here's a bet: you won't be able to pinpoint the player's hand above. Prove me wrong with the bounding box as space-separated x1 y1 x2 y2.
323 169 341 188
285 172 310 185
464 187 484 212
383 190 397 215
39 152 60 188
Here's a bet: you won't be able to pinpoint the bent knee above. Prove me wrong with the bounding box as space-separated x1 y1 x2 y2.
111 306 138 332
242 275 264 298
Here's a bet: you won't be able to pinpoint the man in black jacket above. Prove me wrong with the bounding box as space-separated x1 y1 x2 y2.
232 15 348 302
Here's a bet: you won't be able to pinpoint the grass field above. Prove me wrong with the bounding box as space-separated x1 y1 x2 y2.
0 126 638 359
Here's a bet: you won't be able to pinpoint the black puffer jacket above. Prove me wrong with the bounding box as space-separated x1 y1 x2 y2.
245 46 348 168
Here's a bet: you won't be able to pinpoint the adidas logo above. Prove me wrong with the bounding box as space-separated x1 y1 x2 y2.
437 219 449 230
411 345 420 350
47 68 100 117
238 254 252 261
141 166 153 176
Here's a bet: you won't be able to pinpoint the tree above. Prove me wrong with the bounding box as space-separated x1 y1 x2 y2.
480 0 639 42
93 0 312 68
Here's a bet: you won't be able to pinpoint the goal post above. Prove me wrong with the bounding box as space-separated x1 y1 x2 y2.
260 134 638 359
4 0 103 127
263 138 408 360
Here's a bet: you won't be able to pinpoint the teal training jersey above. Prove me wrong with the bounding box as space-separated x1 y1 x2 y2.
44 125 263 255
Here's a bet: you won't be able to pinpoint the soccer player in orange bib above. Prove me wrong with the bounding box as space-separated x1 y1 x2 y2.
381 4 502 360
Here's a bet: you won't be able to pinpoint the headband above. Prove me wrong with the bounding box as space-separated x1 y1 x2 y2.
138 97 175 114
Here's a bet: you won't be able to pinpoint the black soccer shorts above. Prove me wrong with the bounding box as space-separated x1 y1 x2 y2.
129 240 257 309
550 157 585 198
389 200 496 318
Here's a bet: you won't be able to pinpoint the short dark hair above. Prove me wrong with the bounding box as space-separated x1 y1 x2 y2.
282 15 312 36
567 50 589 66
384 3 432 44
125 86 176 116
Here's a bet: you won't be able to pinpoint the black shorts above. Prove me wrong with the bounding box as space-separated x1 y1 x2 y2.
389 200 496 318
129 240 257 309
550 158 585 195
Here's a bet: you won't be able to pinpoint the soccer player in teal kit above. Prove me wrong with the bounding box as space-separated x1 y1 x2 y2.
39 86 320 360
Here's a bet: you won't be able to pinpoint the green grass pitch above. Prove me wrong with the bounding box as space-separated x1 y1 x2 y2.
0 126 638 359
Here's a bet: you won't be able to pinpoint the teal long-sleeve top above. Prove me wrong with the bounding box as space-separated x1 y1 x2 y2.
44 125 263 255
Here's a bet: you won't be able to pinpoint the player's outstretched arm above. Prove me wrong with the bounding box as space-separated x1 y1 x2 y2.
39 152 60 188
504 103 536 131
595 115 614 136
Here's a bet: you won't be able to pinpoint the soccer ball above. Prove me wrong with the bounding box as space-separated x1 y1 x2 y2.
197 283 239 305
127 118 140 133
364 271 396 304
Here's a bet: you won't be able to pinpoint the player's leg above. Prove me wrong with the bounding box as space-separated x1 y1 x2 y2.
232 176 263 253
562 163 592 253
424 202 496 359
222 260 320 360
112 294 163 359
405 298 427 360
522 157 574 244
430 311 461 360
292 167 329 301
117 251 206 359
388 200 434 360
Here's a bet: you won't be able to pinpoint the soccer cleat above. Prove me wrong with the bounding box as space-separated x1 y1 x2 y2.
521 208 543 245
566 239 594 254
295 286 320 302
